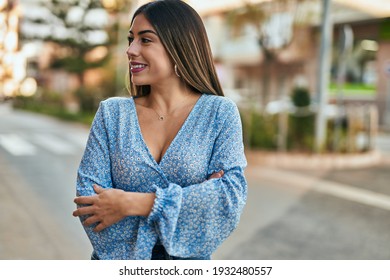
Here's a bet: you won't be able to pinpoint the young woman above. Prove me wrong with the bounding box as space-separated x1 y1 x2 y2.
73 0 247 260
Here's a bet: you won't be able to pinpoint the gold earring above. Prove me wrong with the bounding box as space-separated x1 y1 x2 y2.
174 64 180 77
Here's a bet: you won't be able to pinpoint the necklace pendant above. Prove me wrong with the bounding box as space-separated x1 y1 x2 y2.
159 116 164 121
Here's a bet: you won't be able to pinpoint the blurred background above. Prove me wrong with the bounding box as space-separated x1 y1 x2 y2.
0 0 389 259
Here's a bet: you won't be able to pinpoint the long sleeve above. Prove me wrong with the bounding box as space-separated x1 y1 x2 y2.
147 99 247 258
76 102 113 197
76 98 166 260
75 101 122 257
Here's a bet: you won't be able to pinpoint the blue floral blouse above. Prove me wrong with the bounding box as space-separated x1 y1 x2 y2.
76 93 247 260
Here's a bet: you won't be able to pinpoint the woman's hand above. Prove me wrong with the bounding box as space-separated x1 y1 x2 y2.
74 171 224 232
73 185 155 232
208 170 224 180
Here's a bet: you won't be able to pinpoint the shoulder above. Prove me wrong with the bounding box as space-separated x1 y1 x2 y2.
202 94 240 117
98 96 134 115
100 96 133 108
203 94 238 109
93 97 135 127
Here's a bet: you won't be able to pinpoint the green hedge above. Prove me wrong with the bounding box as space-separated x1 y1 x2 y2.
13 93 95 125
240 108 359 153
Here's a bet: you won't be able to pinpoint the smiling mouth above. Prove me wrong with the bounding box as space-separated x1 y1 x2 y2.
130 63 147 73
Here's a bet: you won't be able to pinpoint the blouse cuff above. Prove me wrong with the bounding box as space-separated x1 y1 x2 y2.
147 184 182 224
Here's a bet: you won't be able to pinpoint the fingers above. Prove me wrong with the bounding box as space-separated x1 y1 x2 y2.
74 196 95 205
94 222 107 232
93 184 105 194
83 215 101 227
73 184 111 232
208 170 224 180
76 212 105 232
72 205 95 217
73 205 105 231
73 185 103 205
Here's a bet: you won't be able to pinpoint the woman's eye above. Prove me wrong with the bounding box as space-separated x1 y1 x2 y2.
127 37 151 45
141 38 151 43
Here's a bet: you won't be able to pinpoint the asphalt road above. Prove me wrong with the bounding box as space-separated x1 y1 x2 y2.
215 134 390 260
1 103 389 260
0 104 92 259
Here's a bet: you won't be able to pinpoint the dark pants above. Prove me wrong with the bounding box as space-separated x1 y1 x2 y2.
91 244 210 260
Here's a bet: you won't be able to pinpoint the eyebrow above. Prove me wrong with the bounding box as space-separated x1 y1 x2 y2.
128 30 158 36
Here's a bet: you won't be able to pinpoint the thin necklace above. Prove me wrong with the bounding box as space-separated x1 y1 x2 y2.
151 107 165 121
150 96 194 121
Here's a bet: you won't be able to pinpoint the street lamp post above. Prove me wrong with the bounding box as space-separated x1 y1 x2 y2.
315 0 333 153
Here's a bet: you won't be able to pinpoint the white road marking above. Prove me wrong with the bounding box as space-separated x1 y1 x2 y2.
260 168 390 212
32 133 77 155
0 134 37 156
65 133 89 149
314 180 390 211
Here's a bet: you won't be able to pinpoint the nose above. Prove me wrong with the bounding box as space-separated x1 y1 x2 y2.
126 41 140 58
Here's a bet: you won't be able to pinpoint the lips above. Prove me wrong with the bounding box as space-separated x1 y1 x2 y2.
130 62 147 73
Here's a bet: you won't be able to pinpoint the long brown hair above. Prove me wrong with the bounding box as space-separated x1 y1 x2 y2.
128 0 224 97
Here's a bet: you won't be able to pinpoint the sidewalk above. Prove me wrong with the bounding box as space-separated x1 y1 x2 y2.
245 131 390 200
214 133 390 259
247 149 381 170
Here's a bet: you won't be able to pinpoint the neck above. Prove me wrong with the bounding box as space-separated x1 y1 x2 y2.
148 82 197 113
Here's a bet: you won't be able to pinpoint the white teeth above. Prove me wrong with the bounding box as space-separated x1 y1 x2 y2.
132 64 145 69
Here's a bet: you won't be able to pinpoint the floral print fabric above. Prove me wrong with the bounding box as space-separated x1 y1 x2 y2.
76 93 247 260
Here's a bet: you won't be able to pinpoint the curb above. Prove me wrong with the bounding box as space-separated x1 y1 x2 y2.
245 149 382 170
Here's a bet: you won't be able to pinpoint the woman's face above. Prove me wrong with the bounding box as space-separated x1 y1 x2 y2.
127 14 175 87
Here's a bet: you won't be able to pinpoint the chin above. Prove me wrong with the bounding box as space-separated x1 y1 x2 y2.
131 78 148 86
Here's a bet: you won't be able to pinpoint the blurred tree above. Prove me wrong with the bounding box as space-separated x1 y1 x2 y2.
20 0 110 88
289 86 315 151
291 86 310 107
101 0 134 96
228 0 315 108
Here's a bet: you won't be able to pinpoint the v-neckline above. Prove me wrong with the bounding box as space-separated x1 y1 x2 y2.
131 94 204 166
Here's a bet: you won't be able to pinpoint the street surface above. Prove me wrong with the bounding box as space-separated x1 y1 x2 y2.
0 102 389 260
0 103 92 259
215 132 390 259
